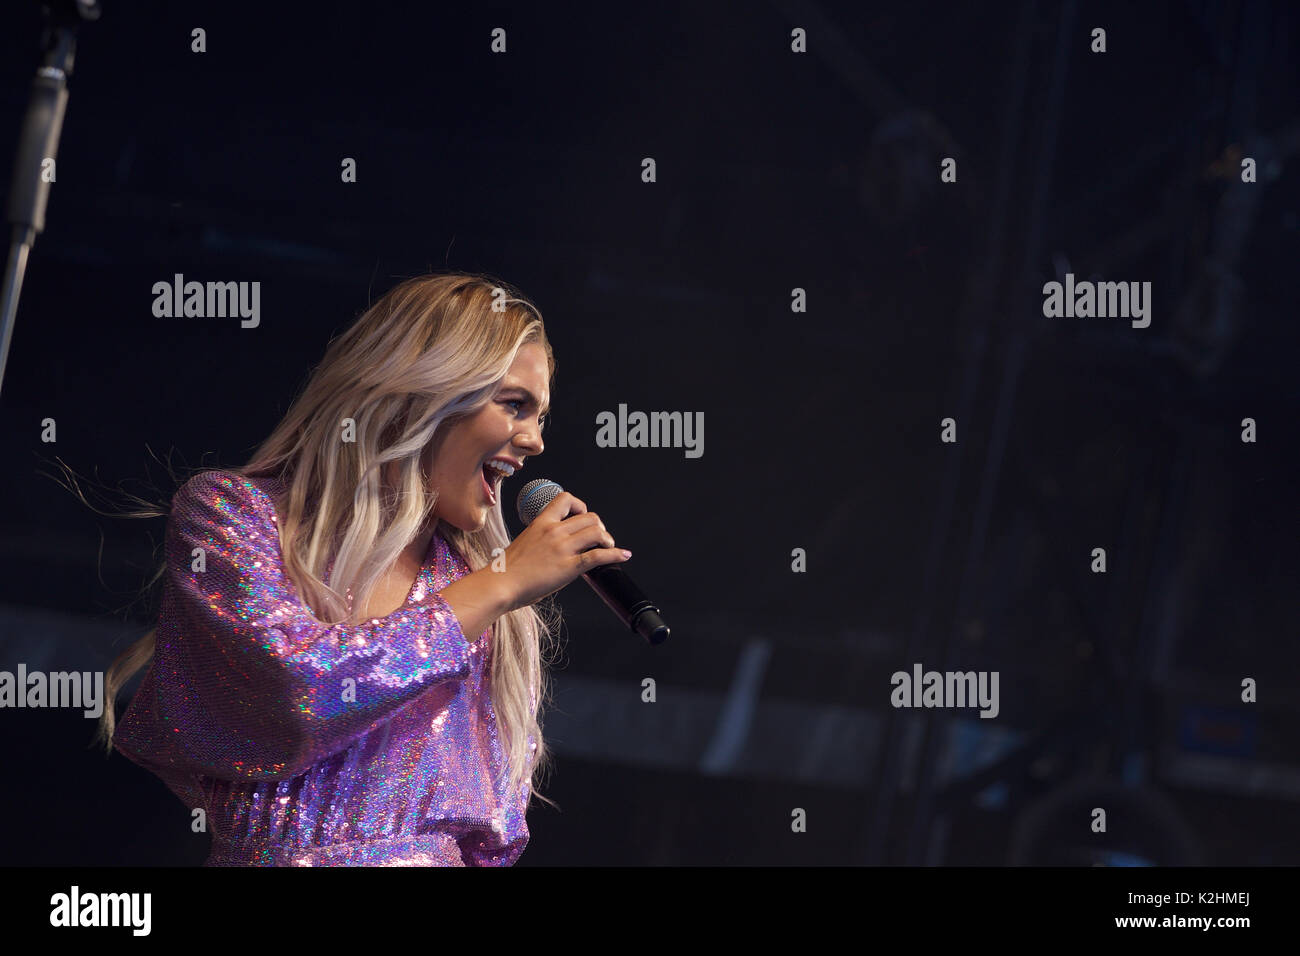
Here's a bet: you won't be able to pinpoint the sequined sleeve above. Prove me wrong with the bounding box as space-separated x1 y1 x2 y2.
130 470 472 781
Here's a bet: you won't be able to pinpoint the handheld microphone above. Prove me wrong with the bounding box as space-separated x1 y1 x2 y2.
516 478 670 646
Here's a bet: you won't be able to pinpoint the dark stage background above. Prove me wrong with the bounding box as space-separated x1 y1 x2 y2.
0 0 1297 866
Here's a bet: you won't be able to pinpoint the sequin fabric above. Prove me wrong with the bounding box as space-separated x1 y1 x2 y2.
112 470 531 866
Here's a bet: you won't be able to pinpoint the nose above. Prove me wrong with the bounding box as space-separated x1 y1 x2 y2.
512 422 544 457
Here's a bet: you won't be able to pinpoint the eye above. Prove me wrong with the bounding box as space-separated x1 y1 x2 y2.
503 397 546 430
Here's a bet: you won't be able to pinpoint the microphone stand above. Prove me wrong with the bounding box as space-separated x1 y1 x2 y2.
0 0 101 399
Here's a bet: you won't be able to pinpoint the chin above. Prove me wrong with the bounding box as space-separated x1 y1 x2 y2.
449 509 489 533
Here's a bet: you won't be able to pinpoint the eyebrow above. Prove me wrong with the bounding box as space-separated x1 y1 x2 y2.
502 385 550 416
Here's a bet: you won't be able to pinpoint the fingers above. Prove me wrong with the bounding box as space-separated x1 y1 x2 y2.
578 546 633 572
534 493 627 574
567 519 616 552
541 496 612 547
541 491 586 521
561 512 611 544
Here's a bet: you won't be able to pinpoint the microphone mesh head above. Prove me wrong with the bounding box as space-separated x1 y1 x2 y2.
517 478 563 525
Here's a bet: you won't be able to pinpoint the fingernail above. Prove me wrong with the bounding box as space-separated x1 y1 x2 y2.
621 550 632 558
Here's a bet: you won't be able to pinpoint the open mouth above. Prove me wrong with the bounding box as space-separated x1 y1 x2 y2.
479 460 515 505
479 465 499 505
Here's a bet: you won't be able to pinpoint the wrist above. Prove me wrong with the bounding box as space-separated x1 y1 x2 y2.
478 563 517 618
436 566 517 642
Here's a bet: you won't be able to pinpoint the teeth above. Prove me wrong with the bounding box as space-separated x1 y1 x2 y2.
485 460 516 478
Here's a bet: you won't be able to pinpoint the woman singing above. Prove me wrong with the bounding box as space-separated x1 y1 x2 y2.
95 272 632 866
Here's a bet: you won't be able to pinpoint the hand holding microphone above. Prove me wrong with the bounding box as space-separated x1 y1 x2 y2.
502 479 670 645
497 490 631 607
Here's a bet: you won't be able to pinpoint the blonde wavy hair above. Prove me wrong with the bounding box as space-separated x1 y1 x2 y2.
65 271 562 811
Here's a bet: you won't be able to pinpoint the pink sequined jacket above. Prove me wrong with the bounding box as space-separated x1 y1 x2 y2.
113 470 531 866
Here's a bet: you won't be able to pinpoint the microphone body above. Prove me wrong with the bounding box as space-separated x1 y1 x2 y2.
582 563 670 645
517 478 670 645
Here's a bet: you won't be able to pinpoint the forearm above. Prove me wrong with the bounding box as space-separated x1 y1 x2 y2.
438 567 514 640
